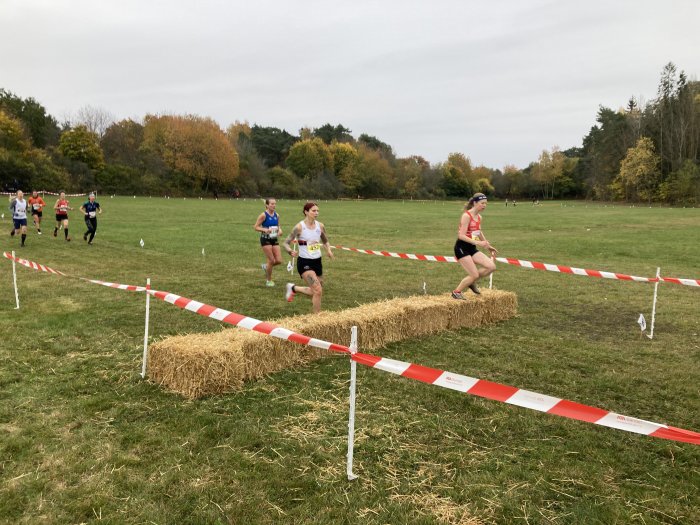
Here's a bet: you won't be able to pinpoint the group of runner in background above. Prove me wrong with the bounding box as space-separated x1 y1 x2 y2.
7 190 101 247
254 193 496 313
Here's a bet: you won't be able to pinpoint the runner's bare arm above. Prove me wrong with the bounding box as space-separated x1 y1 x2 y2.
253 213 267 232
320 223 334 259
283 226 299 256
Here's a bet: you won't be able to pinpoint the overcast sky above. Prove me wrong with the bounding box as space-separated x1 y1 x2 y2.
1 0 698 168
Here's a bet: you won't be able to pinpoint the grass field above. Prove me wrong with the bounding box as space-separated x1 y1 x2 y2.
1 197 699 525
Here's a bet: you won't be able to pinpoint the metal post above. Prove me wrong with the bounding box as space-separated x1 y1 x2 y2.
11 250 19 309
346 326 358 481
647 267 660 340
141 278 151 378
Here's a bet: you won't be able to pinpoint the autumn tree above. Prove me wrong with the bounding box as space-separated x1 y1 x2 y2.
353 144 396 197
613 136 661 203
329 141 359 192
286 138 333 180
226 120 252 149
0 109 69 191
58 125 105 171
0 88 61 147
440 153 474 197
531 147 566 199
142 114 239 193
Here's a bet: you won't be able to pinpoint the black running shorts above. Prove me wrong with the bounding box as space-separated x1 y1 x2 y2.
454 239 478 260
297 256 323 278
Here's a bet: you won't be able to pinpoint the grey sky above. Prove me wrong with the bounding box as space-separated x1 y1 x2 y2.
1 0 698 168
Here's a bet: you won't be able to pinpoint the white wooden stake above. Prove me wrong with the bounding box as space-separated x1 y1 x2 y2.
489 256 495 290
346 325 358 481
647 267 660 340
11 250 20 309
141 278 151 378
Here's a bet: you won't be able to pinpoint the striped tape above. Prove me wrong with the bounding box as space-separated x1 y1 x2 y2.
352 354 700 445
86 279 147 292
3 252 145 292
146 289 350 354
3 252 68 276
496 256 655 283
1 191 89 196
5 251 699 445
333 245 699 287
659 276 700 287
145 286 700 446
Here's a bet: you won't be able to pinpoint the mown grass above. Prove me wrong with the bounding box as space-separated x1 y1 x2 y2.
0 197 698 525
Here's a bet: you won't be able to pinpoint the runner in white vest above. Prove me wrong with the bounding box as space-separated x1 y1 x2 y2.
9 190 29 247
282 202 334 313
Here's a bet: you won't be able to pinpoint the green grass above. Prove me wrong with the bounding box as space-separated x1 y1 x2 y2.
1 197 699 524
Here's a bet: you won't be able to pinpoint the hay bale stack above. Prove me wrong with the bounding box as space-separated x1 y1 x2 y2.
148 289 516 398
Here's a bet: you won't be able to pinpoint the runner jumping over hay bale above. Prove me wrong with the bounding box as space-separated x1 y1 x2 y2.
147 289 517 399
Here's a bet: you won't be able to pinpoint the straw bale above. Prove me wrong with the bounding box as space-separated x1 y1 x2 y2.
148 289 516 398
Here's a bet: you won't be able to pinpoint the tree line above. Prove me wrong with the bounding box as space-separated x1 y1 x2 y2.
1 62 698 203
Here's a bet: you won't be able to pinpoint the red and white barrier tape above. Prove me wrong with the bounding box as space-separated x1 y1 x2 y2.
86 279 147 292
496 256 655 283
333 245 699 287
144 286 699 446
659 276 700 287
2 252 144 292
3 252 67 276
5 251 699 445
1 191 89 196
334 245 457 263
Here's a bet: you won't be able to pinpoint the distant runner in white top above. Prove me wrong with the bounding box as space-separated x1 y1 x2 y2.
282 202 334 313
9 190 29 247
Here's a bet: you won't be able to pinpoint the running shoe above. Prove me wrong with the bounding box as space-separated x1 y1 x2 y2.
468 283 481 295
66 237 71 242
285 283 296 302
266 280 275 287
10 230 15 237
53 229 57 237
451 290 466 300
83 232 88 241
37 231 42 235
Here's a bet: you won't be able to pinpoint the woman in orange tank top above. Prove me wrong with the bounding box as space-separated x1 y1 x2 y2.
451 192 498 299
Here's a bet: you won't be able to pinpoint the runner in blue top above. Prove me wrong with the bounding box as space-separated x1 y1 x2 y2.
79 193 101 244
253 198 283 287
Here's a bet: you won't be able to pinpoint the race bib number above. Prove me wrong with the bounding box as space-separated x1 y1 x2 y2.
268 226 278 239
470 230 481 240
60 206 67 212
89 211 96 218
308 242 321 253
33 204 41 210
